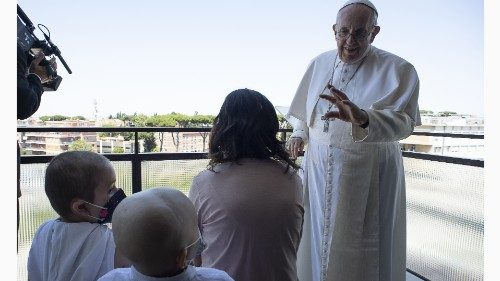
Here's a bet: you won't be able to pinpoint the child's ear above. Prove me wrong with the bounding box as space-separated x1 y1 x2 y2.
175 248 188 268
70 198 90 217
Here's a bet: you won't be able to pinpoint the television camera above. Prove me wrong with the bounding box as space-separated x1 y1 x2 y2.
17 4 72 91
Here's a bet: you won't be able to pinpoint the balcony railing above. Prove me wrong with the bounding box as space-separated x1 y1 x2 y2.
17 127 484 281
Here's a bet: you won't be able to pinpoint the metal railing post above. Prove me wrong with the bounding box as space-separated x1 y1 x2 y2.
132 131 141 193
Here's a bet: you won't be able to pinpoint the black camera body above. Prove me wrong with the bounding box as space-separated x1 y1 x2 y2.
17 17 37 53
17 5 71 91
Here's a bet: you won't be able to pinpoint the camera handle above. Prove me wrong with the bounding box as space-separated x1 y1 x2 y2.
41 31 72 74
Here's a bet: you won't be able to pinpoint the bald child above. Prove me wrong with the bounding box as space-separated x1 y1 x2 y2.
98 188 234 281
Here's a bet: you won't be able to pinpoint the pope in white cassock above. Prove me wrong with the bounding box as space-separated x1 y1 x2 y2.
286 0 420 280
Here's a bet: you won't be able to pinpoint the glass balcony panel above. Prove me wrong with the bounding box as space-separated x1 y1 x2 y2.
17 155 483 281
405 158 483 280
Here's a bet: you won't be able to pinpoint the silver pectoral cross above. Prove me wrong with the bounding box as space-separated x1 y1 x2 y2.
323 119 329 132
322 87 343 133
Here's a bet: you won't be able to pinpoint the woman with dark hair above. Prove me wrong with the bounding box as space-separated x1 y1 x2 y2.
189 88 304 281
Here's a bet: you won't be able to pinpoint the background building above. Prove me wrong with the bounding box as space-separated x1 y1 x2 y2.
400 114 484 159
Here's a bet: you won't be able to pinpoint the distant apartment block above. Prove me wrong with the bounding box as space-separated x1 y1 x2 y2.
18 115 483 159
17 118 203 155
157 131 210 152
400 115 484 159
96 136 134 154
18 118 136 155
18 119 97 155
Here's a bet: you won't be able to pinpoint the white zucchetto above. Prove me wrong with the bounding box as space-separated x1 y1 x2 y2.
340 0 378 15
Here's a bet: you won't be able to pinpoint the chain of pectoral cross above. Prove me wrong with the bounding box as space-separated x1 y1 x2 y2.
322 52 369 133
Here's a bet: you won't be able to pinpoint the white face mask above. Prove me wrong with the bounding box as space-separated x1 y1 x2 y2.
185 230 205 263
83 200 108 222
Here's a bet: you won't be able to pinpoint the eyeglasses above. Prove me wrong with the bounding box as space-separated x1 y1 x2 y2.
335 27 373 40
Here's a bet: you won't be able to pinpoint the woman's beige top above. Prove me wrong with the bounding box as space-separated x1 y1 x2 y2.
189 158 304 281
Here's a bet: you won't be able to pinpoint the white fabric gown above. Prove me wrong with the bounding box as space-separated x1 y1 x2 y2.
28 219 116 281
287 45 420 281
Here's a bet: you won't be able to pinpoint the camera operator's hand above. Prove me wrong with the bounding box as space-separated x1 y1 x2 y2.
29 52 56 84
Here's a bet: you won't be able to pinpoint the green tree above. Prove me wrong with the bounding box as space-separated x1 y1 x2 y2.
119 113 149 143
190 114 214 126
69 139 94 151
133 114 156 152
40 115 68 122
277 114 292 142
419 110 434 115
169 112 191 127
115 112 129 121
191 114 215 152
146 115 177 152
438 111 458 117
277 114 292 129
98 124 121 138
130 113 149 127
112 146 125 153
168 113 191 152
140 132 156 152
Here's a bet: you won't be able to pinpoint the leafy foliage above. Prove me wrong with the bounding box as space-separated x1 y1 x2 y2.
40 115 68 122
140 132 156 152
438 111 458 117
39 115 87 122
69 139 94 151
105 112 216 152
112 146 125 153
419 110 434 115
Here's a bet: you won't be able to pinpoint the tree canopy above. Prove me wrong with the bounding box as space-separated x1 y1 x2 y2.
69 139 94 151
438 111 458 117
40 115 87 121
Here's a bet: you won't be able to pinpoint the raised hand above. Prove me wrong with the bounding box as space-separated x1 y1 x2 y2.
320 84 368 126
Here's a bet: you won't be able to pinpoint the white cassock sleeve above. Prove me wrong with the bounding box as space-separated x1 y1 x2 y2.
287 58 318 144
290 120 309 144
352 63 421 143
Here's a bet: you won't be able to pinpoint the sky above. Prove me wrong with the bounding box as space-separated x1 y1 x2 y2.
14 0 483 119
